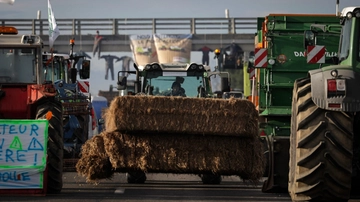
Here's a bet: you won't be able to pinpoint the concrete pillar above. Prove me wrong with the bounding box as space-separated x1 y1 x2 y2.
72 19 76 35
112 19 118 35
39 19 43 35
152 19 156 34
32 19 36 35
191 18 195 34
36 10 42 35
77 20 81 35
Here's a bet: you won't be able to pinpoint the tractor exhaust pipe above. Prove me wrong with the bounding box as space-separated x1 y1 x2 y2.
336 0 340 16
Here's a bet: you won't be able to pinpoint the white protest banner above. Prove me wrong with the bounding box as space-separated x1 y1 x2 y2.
47 0 60 49
129 34 158 66
0 0 14 5
154 34 192 63
0 120 48 189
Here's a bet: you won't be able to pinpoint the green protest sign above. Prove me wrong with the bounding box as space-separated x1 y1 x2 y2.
0 119 48 189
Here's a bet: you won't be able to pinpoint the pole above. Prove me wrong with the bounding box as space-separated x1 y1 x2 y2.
51 48 54 82
37 10 41 19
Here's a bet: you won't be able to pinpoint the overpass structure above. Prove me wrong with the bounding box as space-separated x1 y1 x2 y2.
1 17 257 53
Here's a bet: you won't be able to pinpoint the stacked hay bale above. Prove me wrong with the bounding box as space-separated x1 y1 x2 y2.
76 96 264 182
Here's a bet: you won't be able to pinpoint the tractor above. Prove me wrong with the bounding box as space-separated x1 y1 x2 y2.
42 39 92 171
0 26 63 193
250 6 360 202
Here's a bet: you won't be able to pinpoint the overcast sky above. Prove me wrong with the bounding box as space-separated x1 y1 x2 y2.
0 0 358 19
1 0 358 95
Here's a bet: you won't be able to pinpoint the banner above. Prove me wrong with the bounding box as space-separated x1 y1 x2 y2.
129 34 158 67
0 120 48 189
154 34 192 63
47 0 60 49
0 0 14 5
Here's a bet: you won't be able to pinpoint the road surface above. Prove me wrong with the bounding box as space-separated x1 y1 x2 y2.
2 172 360 202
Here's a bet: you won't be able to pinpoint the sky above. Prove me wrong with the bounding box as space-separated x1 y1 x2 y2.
1 0 359 95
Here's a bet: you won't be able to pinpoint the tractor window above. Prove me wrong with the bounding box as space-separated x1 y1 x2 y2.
0 47 36 83
43 59 63 81
338 18 352 61
143 75 204 98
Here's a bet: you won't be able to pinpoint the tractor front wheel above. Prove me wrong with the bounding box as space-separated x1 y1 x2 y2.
36 100 64 194
289 78 353 201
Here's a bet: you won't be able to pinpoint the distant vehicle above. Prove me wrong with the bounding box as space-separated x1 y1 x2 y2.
91 96 108 133
89 105 99 138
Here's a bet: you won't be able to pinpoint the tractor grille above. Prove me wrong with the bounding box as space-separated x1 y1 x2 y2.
62 102 90 115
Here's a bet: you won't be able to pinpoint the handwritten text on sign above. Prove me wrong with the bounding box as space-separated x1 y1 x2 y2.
0 120 48 189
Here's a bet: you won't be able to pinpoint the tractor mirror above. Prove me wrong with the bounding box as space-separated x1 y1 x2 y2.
117 76 127 90
220 77 230 92
304 30 315 49
80 60 91 79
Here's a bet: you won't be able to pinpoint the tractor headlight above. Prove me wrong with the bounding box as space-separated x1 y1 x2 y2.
268 59 275 65
330 69 338 77
346 12 353 19
152 64 160 69
355 11 360 18
145 65 151 70
190 64 197 70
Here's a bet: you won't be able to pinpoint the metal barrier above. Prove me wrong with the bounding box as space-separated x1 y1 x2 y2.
0 17 257 35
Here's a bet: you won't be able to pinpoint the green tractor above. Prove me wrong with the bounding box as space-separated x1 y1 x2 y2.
289 6 360 201
253 6 360 202
117 62 232 184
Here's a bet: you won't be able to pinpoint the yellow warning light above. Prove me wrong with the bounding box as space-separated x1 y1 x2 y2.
69 38 75 45
0 26 18 35
214 48 221 57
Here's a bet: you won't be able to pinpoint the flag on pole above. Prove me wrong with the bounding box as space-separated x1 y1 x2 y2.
0 0 15 5
48 0 60 50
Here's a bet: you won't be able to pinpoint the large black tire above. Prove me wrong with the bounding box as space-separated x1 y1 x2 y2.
36 100 64 194
351 114 360 195
126 171 147 184
200 174 222 184
289 78 353 202
289 78 309 195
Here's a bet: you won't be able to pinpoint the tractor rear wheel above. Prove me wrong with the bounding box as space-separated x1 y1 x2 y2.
36 100 64 194
289 78 353 201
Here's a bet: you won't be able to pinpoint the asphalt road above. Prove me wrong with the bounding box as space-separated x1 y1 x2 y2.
1 172 360 202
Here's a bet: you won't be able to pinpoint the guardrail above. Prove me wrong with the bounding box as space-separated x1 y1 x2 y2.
0 18 257 36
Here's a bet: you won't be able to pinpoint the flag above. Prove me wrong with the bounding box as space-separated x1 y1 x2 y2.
0 0 14 5
47 0 60 50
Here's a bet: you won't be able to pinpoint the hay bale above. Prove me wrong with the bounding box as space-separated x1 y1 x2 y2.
76 155 113 182
76 135 114 182
102 131 265 181
79 135 108 158
104 96 258 137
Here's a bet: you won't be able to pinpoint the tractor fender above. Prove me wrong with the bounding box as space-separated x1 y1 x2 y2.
309 67 360 112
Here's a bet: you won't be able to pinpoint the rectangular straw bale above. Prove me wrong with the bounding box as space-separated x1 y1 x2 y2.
104 96 258 137
102 131 265 181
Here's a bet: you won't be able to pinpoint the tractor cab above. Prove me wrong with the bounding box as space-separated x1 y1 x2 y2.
117 62 231 98
0 27 44 85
